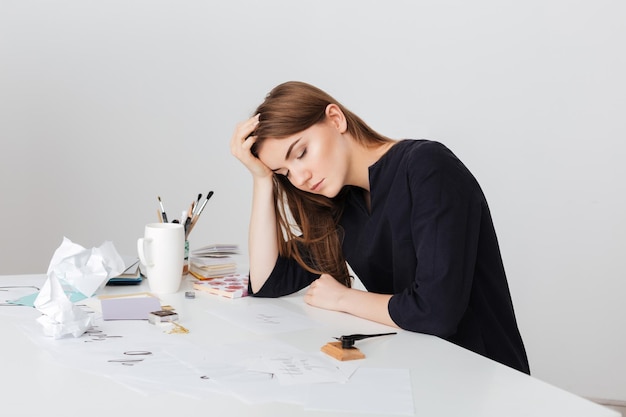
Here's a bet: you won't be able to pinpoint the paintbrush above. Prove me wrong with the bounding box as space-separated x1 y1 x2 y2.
187 191 214 236
157 196 168 223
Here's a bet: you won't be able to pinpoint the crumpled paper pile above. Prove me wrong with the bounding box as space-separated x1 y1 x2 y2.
34 237 125 338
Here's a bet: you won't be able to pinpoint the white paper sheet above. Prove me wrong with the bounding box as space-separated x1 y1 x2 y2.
249 351 358 385
305 367 415 415
207 302 320 334
165 339 358 404
17 317 193 396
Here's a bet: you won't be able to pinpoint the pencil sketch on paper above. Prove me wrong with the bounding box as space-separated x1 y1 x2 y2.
207 303 320 334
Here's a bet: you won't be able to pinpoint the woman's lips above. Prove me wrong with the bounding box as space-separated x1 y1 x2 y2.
310 179 324 192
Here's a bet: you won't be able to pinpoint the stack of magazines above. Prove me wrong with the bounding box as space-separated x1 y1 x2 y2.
188 244 239 280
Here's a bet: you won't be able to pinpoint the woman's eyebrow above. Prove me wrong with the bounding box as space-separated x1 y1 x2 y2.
284 137 302 160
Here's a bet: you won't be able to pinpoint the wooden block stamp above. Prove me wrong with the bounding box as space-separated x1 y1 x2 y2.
321 341 366 361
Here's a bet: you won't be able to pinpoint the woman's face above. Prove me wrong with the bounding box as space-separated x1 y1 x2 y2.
257 118 350 198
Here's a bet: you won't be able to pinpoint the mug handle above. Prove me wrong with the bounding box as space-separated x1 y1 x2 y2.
137 237 154 267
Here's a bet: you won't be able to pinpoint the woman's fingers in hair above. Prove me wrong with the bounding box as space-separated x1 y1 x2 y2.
230 115 258 151
231 115 259 146
242 113 260 142
230 114 271 178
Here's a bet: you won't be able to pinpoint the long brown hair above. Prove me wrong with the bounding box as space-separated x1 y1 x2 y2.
251 81 392 287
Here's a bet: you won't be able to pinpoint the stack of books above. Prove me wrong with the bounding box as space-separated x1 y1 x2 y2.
188 256 237 279
188 244 240 280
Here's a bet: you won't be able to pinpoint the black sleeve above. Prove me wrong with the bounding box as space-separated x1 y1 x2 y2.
388 142 484 337
248 255 320 297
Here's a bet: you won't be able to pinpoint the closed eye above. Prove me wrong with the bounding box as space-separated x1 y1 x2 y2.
273 147 305 178
271 168 290 177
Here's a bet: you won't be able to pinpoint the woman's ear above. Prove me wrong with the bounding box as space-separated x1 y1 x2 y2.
325 104 348 133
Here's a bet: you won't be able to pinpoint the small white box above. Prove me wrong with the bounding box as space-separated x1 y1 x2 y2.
148 310 179 324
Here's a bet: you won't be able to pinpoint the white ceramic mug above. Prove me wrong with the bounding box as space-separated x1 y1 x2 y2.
137 223 184 294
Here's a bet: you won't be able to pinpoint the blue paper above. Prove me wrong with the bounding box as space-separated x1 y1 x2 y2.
9 290 87 307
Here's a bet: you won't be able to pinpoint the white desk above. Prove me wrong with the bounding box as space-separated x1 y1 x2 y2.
0 274 618 417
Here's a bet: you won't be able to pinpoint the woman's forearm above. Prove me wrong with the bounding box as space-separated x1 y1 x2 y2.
248 176 279 293
305 274 398 328
339 289 397 328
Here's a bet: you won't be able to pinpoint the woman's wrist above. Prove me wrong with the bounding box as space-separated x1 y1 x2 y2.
253 174 274 189
338 289 396 328
336 287 359 313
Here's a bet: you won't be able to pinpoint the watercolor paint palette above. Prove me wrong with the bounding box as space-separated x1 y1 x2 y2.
192 274 249 299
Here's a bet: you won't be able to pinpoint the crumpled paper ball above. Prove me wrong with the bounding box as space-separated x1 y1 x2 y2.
34 237 125 338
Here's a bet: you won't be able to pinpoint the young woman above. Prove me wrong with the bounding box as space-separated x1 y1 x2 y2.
230 81 530 374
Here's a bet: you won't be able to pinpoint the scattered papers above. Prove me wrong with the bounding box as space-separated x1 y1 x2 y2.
13 304 414 414
16 318 192 397
166 339 360 404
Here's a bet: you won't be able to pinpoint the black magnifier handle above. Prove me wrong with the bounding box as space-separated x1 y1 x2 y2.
334 332 397 349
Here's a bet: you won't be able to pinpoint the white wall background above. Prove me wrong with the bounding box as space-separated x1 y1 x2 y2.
1 0 624 403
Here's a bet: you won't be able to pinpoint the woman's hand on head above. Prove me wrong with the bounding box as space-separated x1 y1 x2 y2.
304 274 350 312
230 114 273 179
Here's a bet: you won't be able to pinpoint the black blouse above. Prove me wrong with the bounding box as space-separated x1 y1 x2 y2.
251 139 530 374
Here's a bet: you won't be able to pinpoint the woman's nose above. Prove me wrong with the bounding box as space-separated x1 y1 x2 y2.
291 168 312 188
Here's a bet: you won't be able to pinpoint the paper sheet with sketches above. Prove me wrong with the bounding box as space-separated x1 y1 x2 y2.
206 302 321 334
15 316 414 415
